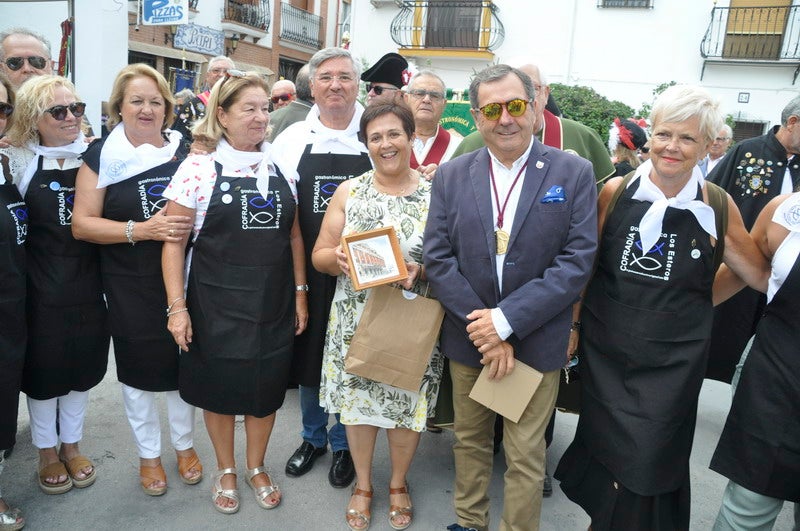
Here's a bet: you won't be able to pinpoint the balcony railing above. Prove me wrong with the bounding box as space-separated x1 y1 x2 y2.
390 1 504 53
189 0 198 9
701 4 800 61
280 3 323 49
223 0 270 32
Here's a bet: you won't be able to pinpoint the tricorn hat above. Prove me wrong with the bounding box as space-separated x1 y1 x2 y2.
361 52 409 88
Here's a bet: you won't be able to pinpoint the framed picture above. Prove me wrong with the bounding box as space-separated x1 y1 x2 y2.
341 226 408 291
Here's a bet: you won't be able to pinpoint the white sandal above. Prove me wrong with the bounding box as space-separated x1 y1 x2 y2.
211 468 239 515
246 466 281 509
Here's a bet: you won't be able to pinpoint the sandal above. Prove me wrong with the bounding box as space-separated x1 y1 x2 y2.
37 461 73 495
60 455 96 488
245 466 280 509
176 449 203 485
140 463 167 496
346 485 373 531
0 503 24 531
388 483 413 530
211 468 239 515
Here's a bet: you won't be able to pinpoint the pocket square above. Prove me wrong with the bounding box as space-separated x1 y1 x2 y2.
541 185 566 203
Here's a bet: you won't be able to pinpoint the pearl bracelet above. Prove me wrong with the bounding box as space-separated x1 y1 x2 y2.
167 307 189 317
125 220 136 245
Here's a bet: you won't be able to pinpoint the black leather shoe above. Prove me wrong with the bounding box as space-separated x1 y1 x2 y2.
285 441 326 477
328 449 355 488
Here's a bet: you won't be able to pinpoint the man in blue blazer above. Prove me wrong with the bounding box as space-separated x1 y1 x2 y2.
424 64 598 531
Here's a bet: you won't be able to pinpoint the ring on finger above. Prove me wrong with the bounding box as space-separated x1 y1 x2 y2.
169 229 175 236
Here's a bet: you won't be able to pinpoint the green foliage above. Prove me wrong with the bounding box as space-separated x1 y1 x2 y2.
549 83 635 145
637 80 677 119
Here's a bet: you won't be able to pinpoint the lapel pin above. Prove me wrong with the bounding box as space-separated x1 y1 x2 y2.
535 161 544 169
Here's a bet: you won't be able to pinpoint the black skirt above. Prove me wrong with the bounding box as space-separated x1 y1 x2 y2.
555 436 690 531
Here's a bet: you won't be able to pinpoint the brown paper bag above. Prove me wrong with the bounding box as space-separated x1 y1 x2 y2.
345 284 444 392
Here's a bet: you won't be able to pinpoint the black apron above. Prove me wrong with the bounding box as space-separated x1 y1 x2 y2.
101 160 182 391
179 162 296 417
289 143 371 387
710 240 800 502
571 180 716 496
0 177 26 450
22 159 109 399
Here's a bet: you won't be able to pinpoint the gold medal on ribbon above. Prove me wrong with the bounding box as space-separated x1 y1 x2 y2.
495 229 510 255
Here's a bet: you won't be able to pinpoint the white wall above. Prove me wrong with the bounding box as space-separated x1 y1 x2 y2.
350 0 800 129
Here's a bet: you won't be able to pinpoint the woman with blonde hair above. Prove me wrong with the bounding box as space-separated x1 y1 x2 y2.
1 74 109 497
73 63 201 496
162 70 307 514
608 118 648 177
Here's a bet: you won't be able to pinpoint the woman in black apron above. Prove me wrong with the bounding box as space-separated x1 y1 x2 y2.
555 85 768 530
710 191 800 529
0 73 27 530
72 64 200 497
3 75 109 495
162 71 307 515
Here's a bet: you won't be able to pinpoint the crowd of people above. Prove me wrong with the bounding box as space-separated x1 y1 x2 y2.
0 22 798 531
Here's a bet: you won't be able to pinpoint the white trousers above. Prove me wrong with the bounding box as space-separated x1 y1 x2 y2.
121 384 195 458
27 391 89 449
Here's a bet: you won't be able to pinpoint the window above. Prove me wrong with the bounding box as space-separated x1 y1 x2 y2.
597 0 653 7
426 0 482 49
723 0 792 60
733 120 766 143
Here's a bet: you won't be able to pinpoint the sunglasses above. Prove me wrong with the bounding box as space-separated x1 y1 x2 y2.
271 93 293 104
476 99 531 121
640 147 650 154
4 55 48 71
0 102 13 118
44 102 86 121
366 84 399 96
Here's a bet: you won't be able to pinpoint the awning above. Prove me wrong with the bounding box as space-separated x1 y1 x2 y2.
235 61 275 80
129 41 208 64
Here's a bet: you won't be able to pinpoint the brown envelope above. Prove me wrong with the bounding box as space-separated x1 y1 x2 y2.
468 360 543 423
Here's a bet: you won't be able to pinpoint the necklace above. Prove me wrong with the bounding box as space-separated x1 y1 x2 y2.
374 170 417 196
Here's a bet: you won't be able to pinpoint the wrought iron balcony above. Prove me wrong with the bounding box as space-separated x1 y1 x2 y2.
222 0 270 32
701 4 800 61
189 0 198 9
280 3 323 49
390 1 504 53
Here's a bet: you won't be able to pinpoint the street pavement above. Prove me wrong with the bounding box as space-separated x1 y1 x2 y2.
5 355 795 530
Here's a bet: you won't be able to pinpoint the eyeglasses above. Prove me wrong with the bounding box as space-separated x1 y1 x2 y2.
44 102 86 121
315 74 355 84
0 102 13 118
475 99 531 121
714 137 731 142
271 93 293 104
366 84 399 96
408 89 444 102
4 55 48 71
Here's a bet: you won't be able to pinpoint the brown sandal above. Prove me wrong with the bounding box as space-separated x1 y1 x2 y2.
346 485 373 531
388 483 413 530
140 463 167 496
60 455 96 488
176 449 203 485
37 461 73 495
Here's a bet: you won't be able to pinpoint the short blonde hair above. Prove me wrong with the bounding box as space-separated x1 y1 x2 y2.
191 72 270 149
106 63 174 131
650 85 722 145
6 74 79 146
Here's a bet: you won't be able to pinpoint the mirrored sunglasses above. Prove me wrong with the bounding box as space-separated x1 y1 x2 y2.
44 102 86 121
476 99 531 121
0 102 13 118
4 56 47 71
271 93 293 104
366 84 399 96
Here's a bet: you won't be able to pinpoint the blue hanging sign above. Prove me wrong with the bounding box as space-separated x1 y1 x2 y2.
142 0 189 25
174 24 225 56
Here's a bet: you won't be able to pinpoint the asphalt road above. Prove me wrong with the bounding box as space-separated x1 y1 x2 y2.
4 355 795 530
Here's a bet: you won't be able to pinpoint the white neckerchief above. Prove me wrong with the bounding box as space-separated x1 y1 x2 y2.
19 132 88 196
97 124 181 188
629 159 717 254
774 190 800 233
306 103 367 155
214 137 272 200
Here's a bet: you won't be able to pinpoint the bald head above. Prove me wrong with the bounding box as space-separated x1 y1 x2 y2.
271 79 296 109
511 63 549 133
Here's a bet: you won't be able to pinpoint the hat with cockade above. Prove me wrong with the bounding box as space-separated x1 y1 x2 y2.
361 53 409 88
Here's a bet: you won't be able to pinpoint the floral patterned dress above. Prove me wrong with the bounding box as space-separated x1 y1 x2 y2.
319 170 443 432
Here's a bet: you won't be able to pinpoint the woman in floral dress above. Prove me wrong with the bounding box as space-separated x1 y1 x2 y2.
313 102 443 531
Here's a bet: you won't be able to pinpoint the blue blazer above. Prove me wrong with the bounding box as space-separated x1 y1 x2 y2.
423 139 598 372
